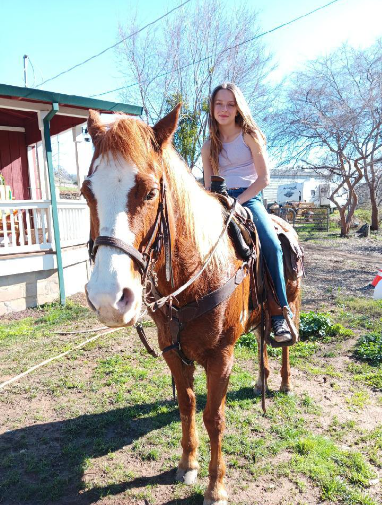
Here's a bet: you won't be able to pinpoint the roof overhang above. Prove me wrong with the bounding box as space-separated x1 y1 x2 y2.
0 83 142 116
0 83 143 144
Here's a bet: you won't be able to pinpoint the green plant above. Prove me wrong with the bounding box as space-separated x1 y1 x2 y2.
236 332 257 351
353 332 382 366
299 312 352 341
300 312 333 340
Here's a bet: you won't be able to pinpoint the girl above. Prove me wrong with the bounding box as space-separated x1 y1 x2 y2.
201 82 292 346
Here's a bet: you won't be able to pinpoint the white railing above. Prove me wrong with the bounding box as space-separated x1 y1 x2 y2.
0 200 90 255
57 200 89 247
0 200 53 254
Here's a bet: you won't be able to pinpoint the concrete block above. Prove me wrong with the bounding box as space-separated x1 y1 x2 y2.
0 283 26 302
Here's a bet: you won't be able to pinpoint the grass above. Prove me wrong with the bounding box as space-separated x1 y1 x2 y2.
0 297 381 504
291 435 377 504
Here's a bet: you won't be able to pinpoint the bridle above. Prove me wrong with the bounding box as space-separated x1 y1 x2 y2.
89 177 173 286
88 175 238 313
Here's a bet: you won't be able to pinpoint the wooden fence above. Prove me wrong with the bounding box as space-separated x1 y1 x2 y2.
271 205 330 231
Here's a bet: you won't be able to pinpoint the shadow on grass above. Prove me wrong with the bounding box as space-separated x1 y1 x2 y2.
0 386 257 504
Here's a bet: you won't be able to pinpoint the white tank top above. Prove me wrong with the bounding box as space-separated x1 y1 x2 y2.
218 133 258 188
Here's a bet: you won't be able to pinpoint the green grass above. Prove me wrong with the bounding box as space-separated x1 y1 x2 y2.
0 298 381 505
334 297 382 332
0 300 93 344
347 362 382 391
291 435 377 504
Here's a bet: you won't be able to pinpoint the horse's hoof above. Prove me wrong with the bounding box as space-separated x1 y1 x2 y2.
203 500 228 505
279 385 292 395
176 468 198 485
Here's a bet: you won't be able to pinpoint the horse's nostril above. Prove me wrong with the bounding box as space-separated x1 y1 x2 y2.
118 288 133 309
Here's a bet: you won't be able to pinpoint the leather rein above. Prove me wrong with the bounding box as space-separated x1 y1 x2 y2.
88 176 252 366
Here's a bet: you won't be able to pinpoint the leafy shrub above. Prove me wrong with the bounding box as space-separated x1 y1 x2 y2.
353 332 382 366
328 323 353 338
300 312 352 341
237 332 257 351
300 312 333 340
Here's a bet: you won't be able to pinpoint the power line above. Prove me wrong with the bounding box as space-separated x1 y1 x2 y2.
90 0 344 99
35 0 191 88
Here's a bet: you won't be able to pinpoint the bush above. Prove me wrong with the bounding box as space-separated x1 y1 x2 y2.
237 332 257 351
300 312 352 341
300 312 333 340
353 332 382 366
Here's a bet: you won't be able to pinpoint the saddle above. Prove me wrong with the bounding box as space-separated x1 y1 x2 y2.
213 190 304 322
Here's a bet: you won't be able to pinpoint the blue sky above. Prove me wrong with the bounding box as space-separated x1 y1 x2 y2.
0 0 381 106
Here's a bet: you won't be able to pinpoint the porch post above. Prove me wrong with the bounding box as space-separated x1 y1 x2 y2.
43 103 66 305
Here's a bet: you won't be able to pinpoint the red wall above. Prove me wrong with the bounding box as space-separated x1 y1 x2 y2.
0 130 30 200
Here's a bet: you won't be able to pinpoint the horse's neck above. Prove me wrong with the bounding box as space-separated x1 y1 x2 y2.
158 157 233 295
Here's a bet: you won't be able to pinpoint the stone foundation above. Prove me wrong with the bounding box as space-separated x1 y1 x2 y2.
0 246 90 315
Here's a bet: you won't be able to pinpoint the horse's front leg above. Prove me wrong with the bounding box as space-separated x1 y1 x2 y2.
163 353 199 484
203 350 233 505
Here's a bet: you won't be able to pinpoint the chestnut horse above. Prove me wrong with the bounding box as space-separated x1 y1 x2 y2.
82 106 301 505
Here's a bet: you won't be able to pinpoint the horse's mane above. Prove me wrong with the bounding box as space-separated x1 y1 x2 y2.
95 115 158 175
95 116 232 271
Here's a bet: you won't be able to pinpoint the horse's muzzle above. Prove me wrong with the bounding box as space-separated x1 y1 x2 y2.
85 284 141 327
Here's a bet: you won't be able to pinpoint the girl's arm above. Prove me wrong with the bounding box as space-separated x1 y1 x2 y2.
201 141 212 190
236 132 270 205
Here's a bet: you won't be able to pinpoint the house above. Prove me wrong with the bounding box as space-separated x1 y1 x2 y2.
0 84 142 315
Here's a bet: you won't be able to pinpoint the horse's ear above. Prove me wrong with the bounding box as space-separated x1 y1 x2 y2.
88 110 106 146
152 104 181 149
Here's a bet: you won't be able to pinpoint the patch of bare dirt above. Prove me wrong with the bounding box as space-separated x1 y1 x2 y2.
302 236 380 309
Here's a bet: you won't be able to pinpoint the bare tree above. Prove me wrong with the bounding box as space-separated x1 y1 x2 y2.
116 0 275 169
269 41 382 236
349 40 382 230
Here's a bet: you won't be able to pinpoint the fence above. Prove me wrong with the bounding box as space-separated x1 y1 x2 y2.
0 200 89 255
270 205 330 231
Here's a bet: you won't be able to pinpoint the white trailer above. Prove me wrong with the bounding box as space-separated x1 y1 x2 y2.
277 180 347 208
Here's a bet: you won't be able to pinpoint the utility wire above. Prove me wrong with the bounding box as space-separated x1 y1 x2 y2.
35 0 191 88
91 0 344 98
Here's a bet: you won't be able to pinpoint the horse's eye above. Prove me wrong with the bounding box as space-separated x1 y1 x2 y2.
145 188 159 201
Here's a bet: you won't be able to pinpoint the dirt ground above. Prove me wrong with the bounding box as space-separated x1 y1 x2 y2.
301 237 379 309
0 235 381 505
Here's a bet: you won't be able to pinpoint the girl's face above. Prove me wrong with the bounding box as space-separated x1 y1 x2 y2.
213 89 238 126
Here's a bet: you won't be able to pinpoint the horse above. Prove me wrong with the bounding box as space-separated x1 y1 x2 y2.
82 105 302 505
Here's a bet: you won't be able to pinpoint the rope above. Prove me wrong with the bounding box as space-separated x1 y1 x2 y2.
53 327 108 334
0 327 121 391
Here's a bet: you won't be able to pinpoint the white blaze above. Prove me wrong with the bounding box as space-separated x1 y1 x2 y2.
85 154 142 326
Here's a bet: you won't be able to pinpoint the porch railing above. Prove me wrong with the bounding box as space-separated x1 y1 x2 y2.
0 200 89 255
57 200 90 247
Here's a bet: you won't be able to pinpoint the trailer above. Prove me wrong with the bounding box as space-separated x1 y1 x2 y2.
276 180 347 208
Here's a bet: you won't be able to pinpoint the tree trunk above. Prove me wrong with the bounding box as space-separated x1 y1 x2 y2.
339 208 349 237
370 186 379 231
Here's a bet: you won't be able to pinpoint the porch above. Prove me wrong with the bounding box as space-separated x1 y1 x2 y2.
0 84 142 314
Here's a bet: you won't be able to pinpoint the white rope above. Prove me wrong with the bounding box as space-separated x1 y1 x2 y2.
54 327 108 335
0 327 122 391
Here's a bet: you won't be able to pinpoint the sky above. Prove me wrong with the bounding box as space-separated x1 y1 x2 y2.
0 0 381 105
0 0 381 175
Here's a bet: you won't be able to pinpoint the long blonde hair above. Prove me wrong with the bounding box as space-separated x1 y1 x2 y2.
208 83 266 175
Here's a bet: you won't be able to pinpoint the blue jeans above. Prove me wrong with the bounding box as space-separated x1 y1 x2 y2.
227 188 289 313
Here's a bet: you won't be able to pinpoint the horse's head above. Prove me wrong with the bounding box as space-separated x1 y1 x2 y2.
82 106 180 327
